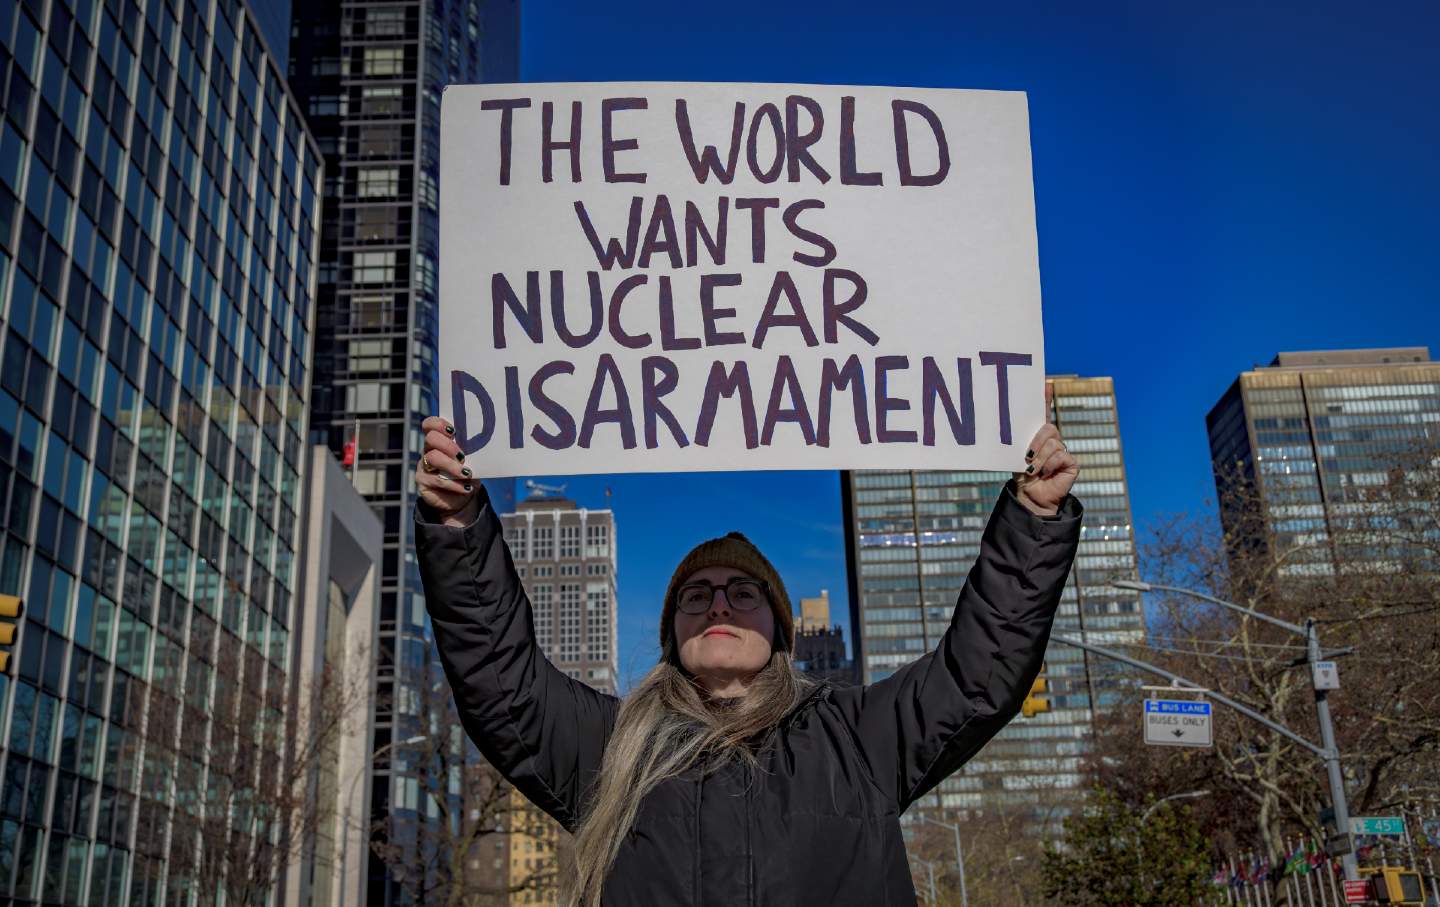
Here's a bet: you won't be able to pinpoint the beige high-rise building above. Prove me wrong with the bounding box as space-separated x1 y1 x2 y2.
799 590 832 631
494 489 620 904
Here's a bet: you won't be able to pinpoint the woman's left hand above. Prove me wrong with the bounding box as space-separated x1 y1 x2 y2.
1014 391 1079 517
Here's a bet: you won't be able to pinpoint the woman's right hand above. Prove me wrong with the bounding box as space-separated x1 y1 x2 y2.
416 416 480 528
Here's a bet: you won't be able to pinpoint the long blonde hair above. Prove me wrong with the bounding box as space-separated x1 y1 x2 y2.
562 643 816 906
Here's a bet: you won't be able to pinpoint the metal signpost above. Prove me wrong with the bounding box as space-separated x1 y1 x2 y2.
1342 879 1371 903
1142 698 1213 748
1349 817 1407 838
1105 579 1361 882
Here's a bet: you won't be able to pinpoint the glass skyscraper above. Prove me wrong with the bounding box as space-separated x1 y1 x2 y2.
286 1 517 902
1207 348 1440 577
0 0 320 901
841 376 1144 828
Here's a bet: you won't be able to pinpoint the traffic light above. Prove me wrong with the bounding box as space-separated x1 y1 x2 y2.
1021 665 1049 718
1367 867 1425 904
0 595 21 674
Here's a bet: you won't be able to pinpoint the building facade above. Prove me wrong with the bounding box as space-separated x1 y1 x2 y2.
797 589 829 632
493 491 618 905
286 446 383 907
286 0 517 902
0 0 321 901
1207 348 1440 579
841 376 1144 827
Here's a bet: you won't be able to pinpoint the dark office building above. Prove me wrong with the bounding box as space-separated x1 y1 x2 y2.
841 376 1144 829
794 625 855 685
0 0 321 901
1207 348 1440 579
286 1 518 902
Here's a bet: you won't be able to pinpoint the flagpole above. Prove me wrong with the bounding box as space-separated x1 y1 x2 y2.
1242 852 1256 907
1288 836 1305 907
1305 838 1323 907
1259 852 1273 907
1307 840 1324 907
351 417 359 484
1282 836 1296 907
1293 836 1306 907
1324 855 1342 907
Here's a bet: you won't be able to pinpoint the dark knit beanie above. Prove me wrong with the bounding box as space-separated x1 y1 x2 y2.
660 532 795 653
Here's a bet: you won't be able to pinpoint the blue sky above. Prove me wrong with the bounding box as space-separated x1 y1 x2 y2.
513 1 1440 690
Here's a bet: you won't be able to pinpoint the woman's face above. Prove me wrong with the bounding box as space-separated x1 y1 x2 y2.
673 565 776 698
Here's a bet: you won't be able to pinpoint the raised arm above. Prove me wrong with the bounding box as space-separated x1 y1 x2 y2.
413 417 620 831
833 421 1081 811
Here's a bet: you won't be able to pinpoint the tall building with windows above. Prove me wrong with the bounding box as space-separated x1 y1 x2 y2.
497 491 618 905
0 0 320 902
841 376 1144 828
286 1 518 902
1206 348 1440 577
500 492 619 695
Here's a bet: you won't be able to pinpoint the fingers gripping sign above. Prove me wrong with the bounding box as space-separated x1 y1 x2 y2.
1013 383 1079 517
416 416 482 527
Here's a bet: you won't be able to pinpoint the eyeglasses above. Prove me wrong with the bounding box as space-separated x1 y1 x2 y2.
674 578 771 615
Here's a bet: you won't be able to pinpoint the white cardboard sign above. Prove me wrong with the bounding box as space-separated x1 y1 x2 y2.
439 82 1046 477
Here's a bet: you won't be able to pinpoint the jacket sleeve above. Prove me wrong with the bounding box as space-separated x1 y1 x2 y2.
831 478 1082 812
414 489 621 831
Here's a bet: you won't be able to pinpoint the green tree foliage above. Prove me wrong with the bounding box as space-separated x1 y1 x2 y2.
1041 787 1222 907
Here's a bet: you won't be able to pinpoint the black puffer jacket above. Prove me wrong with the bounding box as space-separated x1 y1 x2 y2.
416 480 1081 906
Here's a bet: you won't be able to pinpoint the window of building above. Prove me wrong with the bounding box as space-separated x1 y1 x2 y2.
356 168 399 198
358 125 403 157
350 251 395 283
345 382 388 413
559 525 581 558
504 526 527 560
354 465 386 495
348 340 390 373
532 526 553 559
361 85 403 116
584 523 608 558
364 7 407 37
354 206 397 242
362 47 405 76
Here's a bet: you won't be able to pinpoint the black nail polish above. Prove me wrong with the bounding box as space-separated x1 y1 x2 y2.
1025 464 1035 474
1025 449 1034 459
455 451 465 463
461 467 472 478
464 484 473 493
444 423 455 435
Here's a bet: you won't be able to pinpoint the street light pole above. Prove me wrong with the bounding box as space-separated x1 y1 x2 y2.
1109 579 1359 881
1308 617 1356 881
339 734 426 907
1140 789 1210 824
910 856 939 906
920 814 970 907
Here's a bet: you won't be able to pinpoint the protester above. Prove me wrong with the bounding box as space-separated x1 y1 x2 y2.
414 413 1080 906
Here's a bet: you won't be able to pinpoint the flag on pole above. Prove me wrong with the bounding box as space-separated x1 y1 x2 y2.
1285 843 1307 876
1305 838 1324 871
342 438 357 466
1213 866 1229 886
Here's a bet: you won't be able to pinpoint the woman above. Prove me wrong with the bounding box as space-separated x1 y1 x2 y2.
414 415 1081 906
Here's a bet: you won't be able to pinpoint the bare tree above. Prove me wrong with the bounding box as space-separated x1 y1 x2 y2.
906 808 1049 906
368 658 561 906
1082 443 1440 895
130 634 372 905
